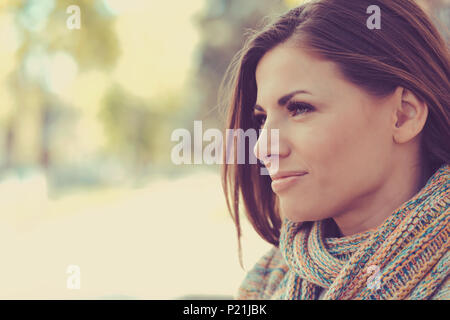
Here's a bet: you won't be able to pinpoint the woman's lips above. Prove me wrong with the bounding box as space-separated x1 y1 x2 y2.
271 173 308 193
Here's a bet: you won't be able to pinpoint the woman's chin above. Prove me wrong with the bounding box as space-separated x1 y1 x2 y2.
280 201 327 223
281 207 313 223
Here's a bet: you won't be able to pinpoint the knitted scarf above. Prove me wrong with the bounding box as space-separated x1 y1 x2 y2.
277 163 449 299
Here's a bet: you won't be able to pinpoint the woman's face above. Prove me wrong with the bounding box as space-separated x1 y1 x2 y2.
253 43 400 225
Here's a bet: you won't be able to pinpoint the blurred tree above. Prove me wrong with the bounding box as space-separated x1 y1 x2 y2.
190 0 288 131
4 0 119 171
100 84 162 180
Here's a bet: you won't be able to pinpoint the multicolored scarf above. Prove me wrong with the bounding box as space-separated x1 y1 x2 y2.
237 164 449 300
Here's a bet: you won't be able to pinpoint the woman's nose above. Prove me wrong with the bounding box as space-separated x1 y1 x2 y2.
253 127 281 173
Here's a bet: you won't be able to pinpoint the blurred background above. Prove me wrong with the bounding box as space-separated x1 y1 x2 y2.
0 0 448 299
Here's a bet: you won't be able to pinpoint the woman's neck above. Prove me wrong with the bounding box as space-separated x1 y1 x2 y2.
331 162 427 237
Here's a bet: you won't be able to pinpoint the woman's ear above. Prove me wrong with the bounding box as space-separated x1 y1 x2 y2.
392 87 428 144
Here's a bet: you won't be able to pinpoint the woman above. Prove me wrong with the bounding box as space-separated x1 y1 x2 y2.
220 0 449 299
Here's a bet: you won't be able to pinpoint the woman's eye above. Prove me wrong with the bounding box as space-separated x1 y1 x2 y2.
287 101 314 116
253 102 313 128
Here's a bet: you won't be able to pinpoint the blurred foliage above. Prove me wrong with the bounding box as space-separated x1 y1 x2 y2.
16 0 119 71
2 0 119 176
191 0 288 130
100 85 161 169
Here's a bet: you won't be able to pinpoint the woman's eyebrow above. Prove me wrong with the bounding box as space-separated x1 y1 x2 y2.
254 90 312 111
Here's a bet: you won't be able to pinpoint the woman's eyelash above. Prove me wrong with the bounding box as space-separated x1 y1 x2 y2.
286 101 314 116
253 101 314 127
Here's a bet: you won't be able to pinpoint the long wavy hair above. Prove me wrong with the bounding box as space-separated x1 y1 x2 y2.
219 0 450 268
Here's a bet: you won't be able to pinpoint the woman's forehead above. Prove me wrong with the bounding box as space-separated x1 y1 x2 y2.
255 46 343 100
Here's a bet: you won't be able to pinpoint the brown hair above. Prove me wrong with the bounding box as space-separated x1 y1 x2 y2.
219 0 450 268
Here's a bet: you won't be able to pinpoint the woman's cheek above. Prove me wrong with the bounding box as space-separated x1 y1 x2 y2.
305 121 349 165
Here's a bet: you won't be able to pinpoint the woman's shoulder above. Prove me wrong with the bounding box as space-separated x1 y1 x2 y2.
235 245 290 300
